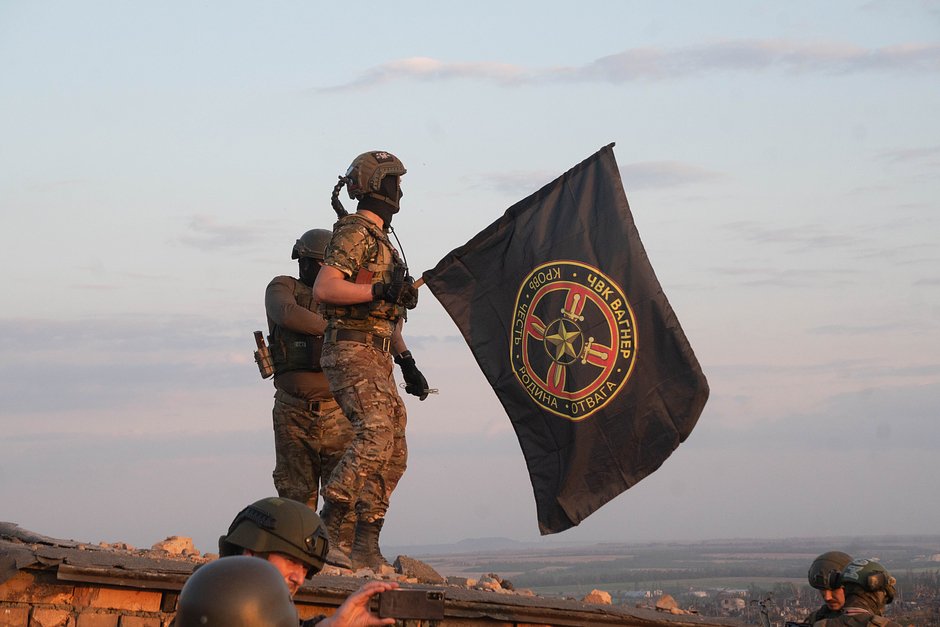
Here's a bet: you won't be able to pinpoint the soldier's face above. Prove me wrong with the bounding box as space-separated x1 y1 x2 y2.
263 551 308 596
821 587 845 610
299 258 322 287
244 550 307 596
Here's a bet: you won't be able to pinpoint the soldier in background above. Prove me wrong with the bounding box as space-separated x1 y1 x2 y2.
814 558 900 627
218 496 397 627
313 150 430 570
805 551 853 624
265 229 355 567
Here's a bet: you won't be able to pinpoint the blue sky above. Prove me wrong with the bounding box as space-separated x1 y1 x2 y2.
1 1 938 553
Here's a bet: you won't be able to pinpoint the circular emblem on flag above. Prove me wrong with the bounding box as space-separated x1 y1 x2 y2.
510 261 637 421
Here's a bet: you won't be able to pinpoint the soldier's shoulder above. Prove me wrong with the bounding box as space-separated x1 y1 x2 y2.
267 275 298 289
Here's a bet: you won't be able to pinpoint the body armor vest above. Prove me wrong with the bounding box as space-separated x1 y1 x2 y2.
318 214 407 323
269 278 324 374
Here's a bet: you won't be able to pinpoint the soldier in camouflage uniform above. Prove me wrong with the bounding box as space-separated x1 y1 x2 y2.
266 229 355 565
804 551 852 624
313 150 429 570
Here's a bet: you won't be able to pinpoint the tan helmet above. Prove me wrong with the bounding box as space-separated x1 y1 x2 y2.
343 151 406 208
291 228 332 261
808 551 852 590
175 556 298 627
218 497 329 576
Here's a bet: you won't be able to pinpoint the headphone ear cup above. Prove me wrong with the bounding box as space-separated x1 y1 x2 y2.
867 571 886 592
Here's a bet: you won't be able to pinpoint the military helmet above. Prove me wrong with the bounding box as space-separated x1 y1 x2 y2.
841 558 897 603
218 497 329 576
808 550 853 590
175 556 298 627
343 150 406 208
291 228 332 261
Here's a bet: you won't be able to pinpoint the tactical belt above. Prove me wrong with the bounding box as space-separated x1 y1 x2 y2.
274 389 339 413
324 329 392 353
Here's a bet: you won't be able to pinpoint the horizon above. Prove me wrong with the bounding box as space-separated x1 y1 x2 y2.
2 0 938 555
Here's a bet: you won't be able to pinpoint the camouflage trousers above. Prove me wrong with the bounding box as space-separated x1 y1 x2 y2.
271 391 353 511
319 341 407 523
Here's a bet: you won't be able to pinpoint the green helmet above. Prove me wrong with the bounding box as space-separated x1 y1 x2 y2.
808 550 853 590
841 558 897 604
175 556 298 627
218 497 329 576
343 150 406 208
291 228 332 261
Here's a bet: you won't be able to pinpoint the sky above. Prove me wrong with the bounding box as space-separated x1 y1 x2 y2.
1 1 938 554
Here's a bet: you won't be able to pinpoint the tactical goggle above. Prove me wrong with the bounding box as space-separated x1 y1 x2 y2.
809 569 842 590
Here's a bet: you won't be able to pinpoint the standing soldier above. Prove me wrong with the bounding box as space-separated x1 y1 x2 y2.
265 229 355 566
313 150 430 570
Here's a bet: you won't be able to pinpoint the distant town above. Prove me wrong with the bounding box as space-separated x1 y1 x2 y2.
403 534 940 625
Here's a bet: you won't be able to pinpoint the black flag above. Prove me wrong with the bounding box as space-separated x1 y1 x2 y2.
423 144 709 534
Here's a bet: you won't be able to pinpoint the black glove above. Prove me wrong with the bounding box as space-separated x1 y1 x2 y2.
372 276 419 309
394 350 429 400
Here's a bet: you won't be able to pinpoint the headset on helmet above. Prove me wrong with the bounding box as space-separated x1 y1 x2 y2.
175 556 298 627
808 550 853 590
218 497 329 576
841 558 897 604
292 228 332 261
342 151 406 209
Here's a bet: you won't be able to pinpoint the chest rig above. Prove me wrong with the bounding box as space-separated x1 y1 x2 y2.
269 278 324 373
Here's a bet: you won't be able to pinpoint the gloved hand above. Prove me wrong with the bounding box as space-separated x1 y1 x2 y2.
372 276 419 309
394 350 429 400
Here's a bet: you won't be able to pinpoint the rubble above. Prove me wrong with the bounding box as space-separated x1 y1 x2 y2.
584 589 613 605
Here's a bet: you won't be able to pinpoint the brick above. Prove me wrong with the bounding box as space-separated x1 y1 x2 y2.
118 617 161 627
0 604 30 627
0 572 73 605
73 588 161 613
29 607 71 627
76 612 119 627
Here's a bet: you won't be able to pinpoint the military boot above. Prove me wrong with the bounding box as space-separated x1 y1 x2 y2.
350 518 392 571
318 500 352 569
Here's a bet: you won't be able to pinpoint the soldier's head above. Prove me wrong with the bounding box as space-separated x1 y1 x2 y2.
840 558 897 613
218 497 329 596
808 550 852 611
292 228 332 287
175 556 298 627
342 150 406 226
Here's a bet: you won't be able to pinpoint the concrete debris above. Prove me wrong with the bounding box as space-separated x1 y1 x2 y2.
655 594 678 611
583 589 612 605
150 536 200 557
393 555 445 584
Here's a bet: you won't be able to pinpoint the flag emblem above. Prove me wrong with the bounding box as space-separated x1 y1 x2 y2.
511 260 637 421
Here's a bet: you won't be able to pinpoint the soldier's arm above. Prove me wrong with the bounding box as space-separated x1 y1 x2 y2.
390 319 407 355
265 277 327 334
313 265 373 305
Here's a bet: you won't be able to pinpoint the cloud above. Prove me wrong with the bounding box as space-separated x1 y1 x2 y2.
876 144 940 164
620 162 722 190
319 40 940 91
177 215 274 251
475 162 719 197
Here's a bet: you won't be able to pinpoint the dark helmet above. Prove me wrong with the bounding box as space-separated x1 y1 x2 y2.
808 550 853 590
175 556 298 627
343 150 406 209
841 558 897 604
291 228 332 261
218 497 329 576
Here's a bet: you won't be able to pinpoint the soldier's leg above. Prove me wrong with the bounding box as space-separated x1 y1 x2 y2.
316 402 355 562
271 397 320 510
